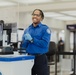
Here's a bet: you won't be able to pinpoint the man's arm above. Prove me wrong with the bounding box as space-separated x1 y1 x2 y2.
33 28 51 48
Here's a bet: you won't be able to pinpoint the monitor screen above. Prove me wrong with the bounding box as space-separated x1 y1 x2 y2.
0 25 3 41
17 29 24 42
0 24 3 46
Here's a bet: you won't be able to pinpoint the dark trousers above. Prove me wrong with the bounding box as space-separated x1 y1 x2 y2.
32 54 49 75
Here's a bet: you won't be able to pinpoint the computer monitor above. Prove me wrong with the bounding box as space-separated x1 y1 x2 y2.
0 23 3 46
17 28 24 42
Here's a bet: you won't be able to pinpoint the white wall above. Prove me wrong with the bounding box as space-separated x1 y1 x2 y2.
0 7 17 23
18 12 33 28
42 17 65 29
66 20 76 25
0 7 66 30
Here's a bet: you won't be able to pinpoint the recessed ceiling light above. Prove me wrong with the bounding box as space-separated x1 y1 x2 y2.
55 16 76 20
44 12 64 17
60 10 76 16
12 0 53 4
61 0 75 1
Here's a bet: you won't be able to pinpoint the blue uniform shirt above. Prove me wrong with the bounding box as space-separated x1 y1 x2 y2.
21 22 51 54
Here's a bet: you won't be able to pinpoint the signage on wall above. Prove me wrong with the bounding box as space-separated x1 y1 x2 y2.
67 25 76 31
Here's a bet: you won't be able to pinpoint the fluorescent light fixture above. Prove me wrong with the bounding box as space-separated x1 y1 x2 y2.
60 10 76 16
0 1 16 6
55 16 76 20
12 0 52 4
44 12 76 21
61 0 75 1
44 12 65 17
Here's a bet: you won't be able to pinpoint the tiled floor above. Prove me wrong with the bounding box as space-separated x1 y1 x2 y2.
49 62 73 75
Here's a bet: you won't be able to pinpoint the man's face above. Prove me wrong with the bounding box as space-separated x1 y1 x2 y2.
32 10 42 25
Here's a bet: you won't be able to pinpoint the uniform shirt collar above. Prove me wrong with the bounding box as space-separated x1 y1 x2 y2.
29 22 42 28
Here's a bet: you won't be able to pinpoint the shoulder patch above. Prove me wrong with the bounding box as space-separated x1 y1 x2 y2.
46 28 50 34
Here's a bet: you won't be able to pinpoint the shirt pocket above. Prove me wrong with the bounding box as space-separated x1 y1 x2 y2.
35 31 43 39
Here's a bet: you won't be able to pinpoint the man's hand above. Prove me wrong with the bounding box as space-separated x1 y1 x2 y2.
24 33 32 41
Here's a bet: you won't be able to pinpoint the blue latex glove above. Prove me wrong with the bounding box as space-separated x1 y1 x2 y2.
24 33 32 41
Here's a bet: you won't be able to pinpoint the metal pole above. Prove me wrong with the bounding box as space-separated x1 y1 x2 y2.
55 52 57 75
73 31 76 75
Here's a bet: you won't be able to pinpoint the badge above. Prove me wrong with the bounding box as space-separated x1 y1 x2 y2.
47 28 50 34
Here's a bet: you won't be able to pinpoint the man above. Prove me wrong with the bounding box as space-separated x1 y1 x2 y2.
21 9 51 75
57 37 64 62
58 37 64 52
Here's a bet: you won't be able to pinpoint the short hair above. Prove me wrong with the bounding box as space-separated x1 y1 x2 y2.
32 9 44 20
0 20 4 25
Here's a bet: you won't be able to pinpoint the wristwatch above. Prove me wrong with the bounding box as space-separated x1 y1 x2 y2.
30 39 33 43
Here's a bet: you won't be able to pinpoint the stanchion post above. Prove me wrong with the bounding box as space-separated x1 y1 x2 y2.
55 52 57 75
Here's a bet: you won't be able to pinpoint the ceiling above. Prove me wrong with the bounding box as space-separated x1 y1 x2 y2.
0 0 76 21
0 0 75 6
